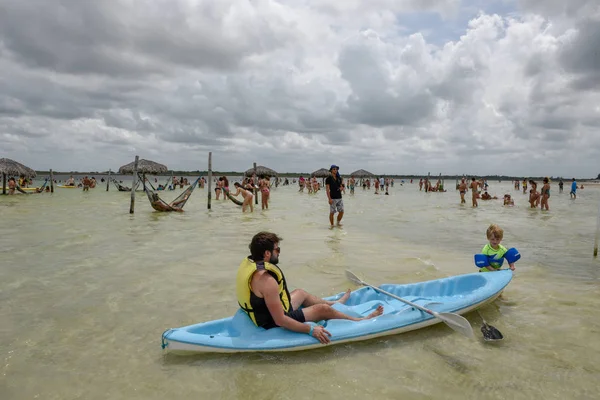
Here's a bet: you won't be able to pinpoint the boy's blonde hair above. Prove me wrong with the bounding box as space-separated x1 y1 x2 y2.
486 224 504 240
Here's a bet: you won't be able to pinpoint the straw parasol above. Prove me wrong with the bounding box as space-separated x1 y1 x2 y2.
1 158 37 194
350 169 375 178
0 158 37 178
118 159 168 175
244 165 278 177
311 168 331 178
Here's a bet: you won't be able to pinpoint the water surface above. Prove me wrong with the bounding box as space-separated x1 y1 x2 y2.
1 180 599 399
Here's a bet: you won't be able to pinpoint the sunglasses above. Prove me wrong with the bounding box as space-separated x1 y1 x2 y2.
273 247 281 253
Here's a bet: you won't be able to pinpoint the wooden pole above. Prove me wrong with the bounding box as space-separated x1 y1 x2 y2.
207 152 212 210
49 169 54 193
129 155 138 214
253 162 258 205
2 173 5 195
594 197 599 258
106 169 111 191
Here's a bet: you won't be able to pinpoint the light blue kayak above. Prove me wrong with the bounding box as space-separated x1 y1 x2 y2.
161 270 512 353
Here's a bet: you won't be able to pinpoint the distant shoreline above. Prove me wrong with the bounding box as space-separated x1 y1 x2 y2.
32 171 599 181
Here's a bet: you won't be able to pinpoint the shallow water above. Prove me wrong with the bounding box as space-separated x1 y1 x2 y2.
1 180 599 400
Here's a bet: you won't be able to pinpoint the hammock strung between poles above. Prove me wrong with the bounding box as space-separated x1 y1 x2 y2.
112 178 140 192
140 174 201 212
16 178 49 194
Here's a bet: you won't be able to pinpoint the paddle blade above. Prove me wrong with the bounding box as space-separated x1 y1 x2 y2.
345 270 364 286
481 323 504 341
437 312 475 339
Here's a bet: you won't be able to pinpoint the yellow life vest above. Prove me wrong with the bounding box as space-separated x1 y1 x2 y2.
236 257 292 327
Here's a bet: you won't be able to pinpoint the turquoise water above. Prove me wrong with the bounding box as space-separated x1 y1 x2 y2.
1 180 599 399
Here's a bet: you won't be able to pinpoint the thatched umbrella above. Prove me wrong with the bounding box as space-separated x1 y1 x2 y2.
118 158 169 214
1 158 37 195
244 165 278 177
311 168 331 178
350 169 375 178
118 159 168 175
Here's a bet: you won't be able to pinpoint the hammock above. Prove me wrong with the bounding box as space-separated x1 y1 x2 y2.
16 178 49 194
112 179 140 192
225 189 243 206
141 175 200 212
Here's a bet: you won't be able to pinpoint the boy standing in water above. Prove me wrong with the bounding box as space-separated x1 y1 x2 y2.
570 178 577 199
480 224 516 272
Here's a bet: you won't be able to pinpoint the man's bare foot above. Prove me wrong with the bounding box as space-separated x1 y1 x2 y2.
364 305 384 319
336 289 351 304
336 222 343 227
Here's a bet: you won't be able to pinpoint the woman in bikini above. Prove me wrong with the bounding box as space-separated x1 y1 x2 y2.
231 182 254 213
540 177 550 211
259 176 270 210
528 180 539 208
221 176 230 201
458 178 467 204
215 177 223 200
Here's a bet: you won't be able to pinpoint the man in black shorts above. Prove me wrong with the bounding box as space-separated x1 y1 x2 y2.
325 164 344 227
236 232 383 344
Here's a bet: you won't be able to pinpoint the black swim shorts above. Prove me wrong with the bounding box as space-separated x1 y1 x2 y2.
262 307 306 329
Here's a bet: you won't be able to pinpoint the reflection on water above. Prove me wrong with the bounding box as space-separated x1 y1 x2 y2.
1 182 600 399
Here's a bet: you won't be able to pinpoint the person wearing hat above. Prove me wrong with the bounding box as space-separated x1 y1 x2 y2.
325 165 344 226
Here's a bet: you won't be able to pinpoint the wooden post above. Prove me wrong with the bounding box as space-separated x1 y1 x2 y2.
129 156 138 214
2 173 5 195
106 169 111 191
253 162 258 205
49 169 54 193
207 152 212 210
594 197 599 258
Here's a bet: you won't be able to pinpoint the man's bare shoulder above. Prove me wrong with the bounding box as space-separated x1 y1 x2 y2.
251 270 277 296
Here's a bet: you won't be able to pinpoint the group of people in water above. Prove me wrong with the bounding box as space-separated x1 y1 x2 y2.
454 177 583 210
212 175 273 212
297 175 396 195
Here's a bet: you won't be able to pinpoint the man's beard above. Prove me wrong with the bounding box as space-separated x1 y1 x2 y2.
269 254 279 264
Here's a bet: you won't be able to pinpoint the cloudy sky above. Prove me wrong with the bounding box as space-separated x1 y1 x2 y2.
1 0 599 177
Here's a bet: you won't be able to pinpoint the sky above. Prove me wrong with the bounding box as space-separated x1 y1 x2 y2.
1 0 599 177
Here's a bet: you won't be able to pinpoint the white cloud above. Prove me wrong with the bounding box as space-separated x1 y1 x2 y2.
0 0 599 177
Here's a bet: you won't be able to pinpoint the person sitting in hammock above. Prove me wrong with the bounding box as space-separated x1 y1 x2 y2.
170 192 190 210
230 182 254 213
150 192 184 212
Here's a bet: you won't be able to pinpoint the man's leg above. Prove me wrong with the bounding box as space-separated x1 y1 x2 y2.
329 212 334 226
302 303 383 323
290 288 351 310
337 211 344 224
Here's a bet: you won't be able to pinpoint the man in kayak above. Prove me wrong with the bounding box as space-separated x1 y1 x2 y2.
237 232 383 344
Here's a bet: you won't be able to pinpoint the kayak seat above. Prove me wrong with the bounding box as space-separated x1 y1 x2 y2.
227 310 266 337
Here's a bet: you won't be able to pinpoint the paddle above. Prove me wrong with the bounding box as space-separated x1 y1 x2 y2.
345 270 475 339
477 310 503 341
